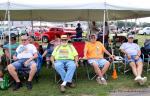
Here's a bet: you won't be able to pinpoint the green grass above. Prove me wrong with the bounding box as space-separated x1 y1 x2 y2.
135 34 150 47
1 66 150 96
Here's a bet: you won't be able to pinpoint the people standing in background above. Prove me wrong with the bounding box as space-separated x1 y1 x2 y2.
90 21 100 35
76 23 83 40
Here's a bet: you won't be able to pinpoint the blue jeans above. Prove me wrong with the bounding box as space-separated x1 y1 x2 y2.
54 60 76 83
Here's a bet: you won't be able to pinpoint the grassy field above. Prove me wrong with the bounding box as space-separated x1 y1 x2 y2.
0 34 150 96
1 66 150 96
135 34 150 47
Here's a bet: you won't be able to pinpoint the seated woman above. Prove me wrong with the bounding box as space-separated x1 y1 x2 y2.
120 34 147 85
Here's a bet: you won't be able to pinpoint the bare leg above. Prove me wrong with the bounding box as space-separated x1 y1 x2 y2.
136 62 143 77
129 62 138 77
92 62 103 78
7 64 20 82
28 63 37 81
101 62 110 76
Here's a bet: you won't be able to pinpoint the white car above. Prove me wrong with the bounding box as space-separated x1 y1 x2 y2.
4 28 19 36
138 27 150 35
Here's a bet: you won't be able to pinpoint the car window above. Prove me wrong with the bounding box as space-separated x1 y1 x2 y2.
50 28 55 31
147 28 150 30
57 28 62 31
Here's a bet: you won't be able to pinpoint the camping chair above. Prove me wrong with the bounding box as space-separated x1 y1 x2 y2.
141 50 150 73
18 53 43 82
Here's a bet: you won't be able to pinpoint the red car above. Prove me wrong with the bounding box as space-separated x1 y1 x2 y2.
41 27 76 42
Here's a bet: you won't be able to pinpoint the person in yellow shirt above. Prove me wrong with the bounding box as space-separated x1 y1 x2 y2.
51 35 78 93
84 34 114 85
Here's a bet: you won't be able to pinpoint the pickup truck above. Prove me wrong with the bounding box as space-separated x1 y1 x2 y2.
41 27 76 42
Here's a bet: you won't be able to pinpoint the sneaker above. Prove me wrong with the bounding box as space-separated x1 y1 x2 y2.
13 82 22 91
60 85 66 93
26 81 32 90
101 78 107 85
67 82 76 88
134 76 142 82
139 77 147 85
96 77 102 85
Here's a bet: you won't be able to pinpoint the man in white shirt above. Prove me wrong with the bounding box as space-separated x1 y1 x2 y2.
7 35 38 91
120 34 147 85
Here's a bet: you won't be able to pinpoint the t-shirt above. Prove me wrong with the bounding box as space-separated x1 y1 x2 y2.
33 42 40 50
85 41 105 59
3 42 19 56
16 44 37 59
120 42 140 56
52 44 78 60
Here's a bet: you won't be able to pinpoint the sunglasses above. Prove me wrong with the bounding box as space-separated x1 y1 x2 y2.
61 39 67 41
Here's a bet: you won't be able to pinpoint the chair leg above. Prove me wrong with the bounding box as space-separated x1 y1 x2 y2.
147 60 150 74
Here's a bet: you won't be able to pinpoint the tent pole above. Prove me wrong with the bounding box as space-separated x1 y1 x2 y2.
103 3 106 45
87 9 90 40
7 1 12 63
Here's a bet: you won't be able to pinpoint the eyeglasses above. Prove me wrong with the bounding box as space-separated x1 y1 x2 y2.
61 39 67 41
90 36 96 39
21 39 27 41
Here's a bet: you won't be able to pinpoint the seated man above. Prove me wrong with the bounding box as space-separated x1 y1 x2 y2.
120 34 147 85
84 34 114 85
0 35 19 81
51 35 78 93
3 34 19 63
7 35 38 91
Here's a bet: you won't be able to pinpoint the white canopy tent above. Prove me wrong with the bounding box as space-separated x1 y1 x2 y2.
0 0 150 21
1 0 150 62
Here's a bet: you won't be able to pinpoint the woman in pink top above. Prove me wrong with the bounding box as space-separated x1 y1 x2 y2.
42 34 61 68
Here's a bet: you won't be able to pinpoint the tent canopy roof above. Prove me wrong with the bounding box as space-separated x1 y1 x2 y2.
0 0 150 21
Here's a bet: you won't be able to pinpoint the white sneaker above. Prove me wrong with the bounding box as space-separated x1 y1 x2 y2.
101 78 107 85
96 77 102 85
134 76 142 82
139 77 147 85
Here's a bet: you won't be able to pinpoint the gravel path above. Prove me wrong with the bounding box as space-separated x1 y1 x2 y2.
109 87 150 96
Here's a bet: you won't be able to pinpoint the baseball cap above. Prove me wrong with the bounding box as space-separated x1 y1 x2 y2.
127 34 134 38
61 35 68 39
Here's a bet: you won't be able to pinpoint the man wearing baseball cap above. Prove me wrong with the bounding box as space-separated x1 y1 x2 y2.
84 34 114 85
51 35 78 93
120 34 147 85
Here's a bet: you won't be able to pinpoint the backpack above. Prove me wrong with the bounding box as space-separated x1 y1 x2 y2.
0 73 10 90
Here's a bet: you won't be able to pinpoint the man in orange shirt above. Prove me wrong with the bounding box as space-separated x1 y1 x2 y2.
84 34 114 85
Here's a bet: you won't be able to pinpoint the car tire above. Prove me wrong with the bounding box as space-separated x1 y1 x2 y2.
42 36 49 43
144 32 146 35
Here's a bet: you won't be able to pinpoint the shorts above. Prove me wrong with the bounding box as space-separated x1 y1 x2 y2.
125 55 143 64
88 58 109 68
11 58 36 70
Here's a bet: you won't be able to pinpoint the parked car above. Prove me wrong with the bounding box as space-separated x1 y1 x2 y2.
4 28 19 36
138 27 150 35
41 27 76 42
